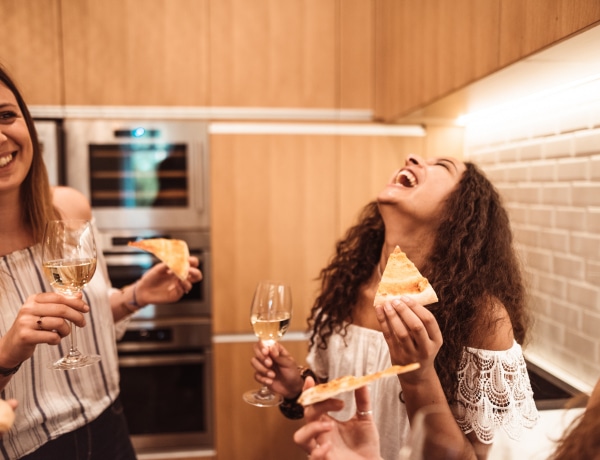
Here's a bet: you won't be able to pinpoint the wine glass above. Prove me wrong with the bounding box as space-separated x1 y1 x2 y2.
42 219 101 370
243 280 292 407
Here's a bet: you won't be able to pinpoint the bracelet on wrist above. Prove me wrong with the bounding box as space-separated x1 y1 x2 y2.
279 366 317 420
121 283 142 314
0 361 22 377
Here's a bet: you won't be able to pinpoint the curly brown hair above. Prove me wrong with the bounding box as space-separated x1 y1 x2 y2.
307 162 530 402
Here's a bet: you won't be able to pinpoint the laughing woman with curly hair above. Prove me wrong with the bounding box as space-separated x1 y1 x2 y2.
251 156 539 460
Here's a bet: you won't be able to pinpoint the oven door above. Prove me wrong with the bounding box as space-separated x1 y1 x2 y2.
64 119 209 231
117 320 214 452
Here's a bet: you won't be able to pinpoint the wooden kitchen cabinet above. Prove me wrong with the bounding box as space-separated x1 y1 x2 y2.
57 0 372 109
60 0 211 106
213 341 308 460
374 0 600 121
210 133 339 335
498 0 600 67
0 0 63 105
209 0 373 110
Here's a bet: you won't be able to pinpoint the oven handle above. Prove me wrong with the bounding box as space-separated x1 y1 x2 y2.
118 353 206 367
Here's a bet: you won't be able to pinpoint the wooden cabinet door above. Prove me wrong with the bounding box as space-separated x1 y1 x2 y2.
213 341 308 460
374 0 500 121
210 133 338 334
60 0 210 106
374 0 600 121
209 0 337 108
498 0 600 67
0 0 63 105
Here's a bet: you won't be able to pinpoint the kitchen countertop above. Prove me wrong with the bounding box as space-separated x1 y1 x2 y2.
488 407 585 459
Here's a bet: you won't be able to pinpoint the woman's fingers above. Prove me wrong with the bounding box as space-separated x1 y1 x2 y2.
395 296 443 345
354 385 373 420
293 419 334 452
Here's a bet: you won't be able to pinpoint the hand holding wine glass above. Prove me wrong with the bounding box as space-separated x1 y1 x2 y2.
243 280 292 407
42 219 100 370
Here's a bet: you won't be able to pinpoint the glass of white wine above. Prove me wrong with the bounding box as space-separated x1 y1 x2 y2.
243 279 292 407
42 219 100 370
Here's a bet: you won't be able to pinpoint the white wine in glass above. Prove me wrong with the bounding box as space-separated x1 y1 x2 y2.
42 219 101 370
243 280 292 407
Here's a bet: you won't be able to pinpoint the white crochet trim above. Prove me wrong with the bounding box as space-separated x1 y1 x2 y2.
452 341 539 444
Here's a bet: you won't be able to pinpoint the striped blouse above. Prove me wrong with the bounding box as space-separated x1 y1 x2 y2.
0 242 124 459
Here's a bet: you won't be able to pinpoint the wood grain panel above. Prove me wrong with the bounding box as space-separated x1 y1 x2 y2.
213 341 308 460
209 0 337 108
210 133 338 334
338 0 374 109
499 0 600 67
61 0 209 106
374 0 500 121
0 0 62 105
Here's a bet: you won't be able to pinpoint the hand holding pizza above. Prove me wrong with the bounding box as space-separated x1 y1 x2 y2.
128 239 203 307
134 256 202 306
374 296 443 384
294 377 383 460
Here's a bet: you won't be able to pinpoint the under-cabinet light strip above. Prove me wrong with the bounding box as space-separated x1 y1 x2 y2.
213 331 310 344
208 122 425 136
29 105 375 121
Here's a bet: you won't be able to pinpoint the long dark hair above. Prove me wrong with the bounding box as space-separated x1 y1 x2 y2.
0 65 59 242
308 162 529 402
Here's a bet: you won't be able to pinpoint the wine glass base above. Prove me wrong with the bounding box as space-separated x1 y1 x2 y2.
48 354 101 371
243 389 283 407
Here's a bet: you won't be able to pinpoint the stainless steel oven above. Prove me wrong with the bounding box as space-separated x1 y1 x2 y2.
64 119 209 231
117 318 213 452
103 229 213 453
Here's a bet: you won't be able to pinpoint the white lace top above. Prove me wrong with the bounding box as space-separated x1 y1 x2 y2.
307 323 539 460
453 342 540 443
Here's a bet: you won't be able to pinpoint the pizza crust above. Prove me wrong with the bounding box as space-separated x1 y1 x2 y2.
297 363 420 406
128 238 190 281
374 246 438 306
0 399 15 433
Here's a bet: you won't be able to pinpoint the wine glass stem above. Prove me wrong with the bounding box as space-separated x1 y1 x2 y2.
67 321 82 359
258 385 272 397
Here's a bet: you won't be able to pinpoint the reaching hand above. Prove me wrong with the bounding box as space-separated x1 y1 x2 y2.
250 341 304 399
294 377 383 460
135 256 202 306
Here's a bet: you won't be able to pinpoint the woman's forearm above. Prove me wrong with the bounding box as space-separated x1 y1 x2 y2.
400 375 480 460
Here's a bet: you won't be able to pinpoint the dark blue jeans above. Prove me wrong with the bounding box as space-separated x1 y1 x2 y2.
21 397 137 460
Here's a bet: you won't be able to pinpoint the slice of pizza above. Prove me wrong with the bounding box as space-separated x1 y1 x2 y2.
374 246 438 306
297 363 420 406
128 238 190 281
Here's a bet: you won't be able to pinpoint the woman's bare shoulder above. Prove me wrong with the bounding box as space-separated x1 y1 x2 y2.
472 298 515 351
52 186 93 220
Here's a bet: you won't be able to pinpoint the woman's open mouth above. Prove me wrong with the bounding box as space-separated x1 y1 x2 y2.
0 153 15 168
394 169 417 187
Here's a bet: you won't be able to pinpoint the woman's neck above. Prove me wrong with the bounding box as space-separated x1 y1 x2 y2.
380 231 434 271
0 196 33 256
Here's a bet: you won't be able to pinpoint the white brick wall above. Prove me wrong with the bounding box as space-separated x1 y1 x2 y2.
464 80 600 390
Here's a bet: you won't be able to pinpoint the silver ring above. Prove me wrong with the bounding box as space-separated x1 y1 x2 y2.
356 409 373 417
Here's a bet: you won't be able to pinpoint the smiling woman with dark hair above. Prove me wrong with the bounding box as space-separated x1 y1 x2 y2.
251 156 538 459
